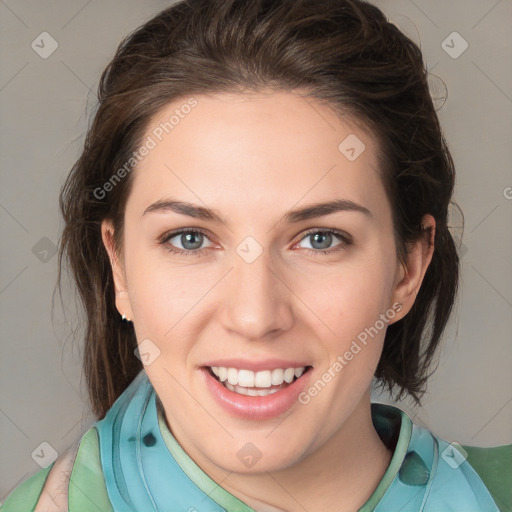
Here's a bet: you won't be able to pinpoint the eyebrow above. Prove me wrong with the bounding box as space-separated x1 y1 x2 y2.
142 198 372 224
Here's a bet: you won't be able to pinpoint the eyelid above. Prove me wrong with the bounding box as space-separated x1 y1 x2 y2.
158 228 214 251
295 227 353 246
158 227 353 255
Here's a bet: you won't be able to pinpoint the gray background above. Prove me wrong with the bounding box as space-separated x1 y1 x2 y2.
1 0 511 501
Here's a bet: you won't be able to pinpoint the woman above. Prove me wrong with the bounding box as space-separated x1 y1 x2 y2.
2 0 509 511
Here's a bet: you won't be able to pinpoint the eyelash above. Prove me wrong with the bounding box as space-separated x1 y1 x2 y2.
158 228 353 257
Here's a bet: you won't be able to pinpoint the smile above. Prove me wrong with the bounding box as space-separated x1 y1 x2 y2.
209 366 308 396
201 363 313 420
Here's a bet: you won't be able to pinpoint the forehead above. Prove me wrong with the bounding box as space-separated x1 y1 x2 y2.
127 91 387 221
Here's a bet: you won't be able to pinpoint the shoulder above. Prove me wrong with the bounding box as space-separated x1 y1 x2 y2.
33 443 77 512
0 427 113 512
0 464 53 512
372 404 509 512
0 445 75 512
461 443 512 512
411 423 510 512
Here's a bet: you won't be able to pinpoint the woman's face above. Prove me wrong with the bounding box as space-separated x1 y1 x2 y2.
102 90 423 474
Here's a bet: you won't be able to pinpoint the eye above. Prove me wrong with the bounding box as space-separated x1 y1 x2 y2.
158 229 214 256
158 228 352 257
295 229 353 255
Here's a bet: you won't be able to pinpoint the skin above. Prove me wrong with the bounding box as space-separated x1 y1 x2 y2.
33 444 77 512
100 90 435 512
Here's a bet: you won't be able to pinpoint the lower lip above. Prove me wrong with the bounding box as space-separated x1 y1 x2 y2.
201 367 312 421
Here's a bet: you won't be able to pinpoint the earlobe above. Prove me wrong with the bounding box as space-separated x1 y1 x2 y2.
100 219 134 322
390 214 436 322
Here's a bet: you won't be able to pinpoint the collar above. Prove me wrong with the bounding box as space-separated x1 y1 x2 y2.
154 388 414 511
95 370 497 511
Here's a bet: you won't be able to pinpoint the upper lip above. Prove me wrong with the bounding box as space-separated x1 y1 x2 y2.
201 359 312 372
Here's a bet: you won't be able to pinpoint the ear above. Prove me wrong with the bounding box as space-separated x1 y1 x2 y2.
389 214 436 323
101 219 134 322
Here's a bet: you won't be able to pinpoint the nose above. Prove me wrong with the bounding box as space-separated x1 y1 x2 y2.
220 251 293 341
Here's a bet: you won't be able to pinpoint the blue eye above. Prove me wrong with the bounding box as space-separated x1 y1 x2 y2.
159 229 213 256
297 229 352 255
158 228 352 256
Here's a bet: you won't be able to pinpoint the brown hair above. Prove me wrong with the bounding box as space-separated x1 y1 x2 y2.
57 0 460 419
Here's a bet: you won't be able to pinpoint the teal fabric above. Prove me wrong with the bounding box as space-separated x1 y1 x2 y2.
95 369 228 511
1 369 505 511
93 369 501 511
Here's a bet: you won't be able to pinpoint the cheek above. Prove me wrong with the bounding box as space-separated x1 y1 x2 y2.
125 246 201 349
295 251 397 408
126 227 397 358
300 262 395 412
297 250 396 342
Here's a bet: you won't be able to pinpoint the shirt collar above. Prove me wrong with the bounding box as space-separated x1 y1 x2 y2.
156 397 413 511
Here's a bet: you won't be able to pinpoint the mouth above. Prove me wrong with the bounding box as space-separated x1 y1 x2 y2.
199 358 314 421
206 365 313 397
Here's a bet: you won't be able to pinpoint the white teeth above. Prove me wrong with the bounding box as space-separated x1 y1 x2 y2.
255 370 272 388
238 369 255 387
227 367 238 385
209 366 307 388
284 368 295 383
225 382 282 396
271 368 284 385
218 366 228 382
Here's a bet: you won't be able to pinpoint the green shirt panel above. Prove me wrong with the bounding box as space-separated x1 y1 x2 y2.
462 443 512 512
0 463 53 512
2 411 509 512
0 428 112 512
